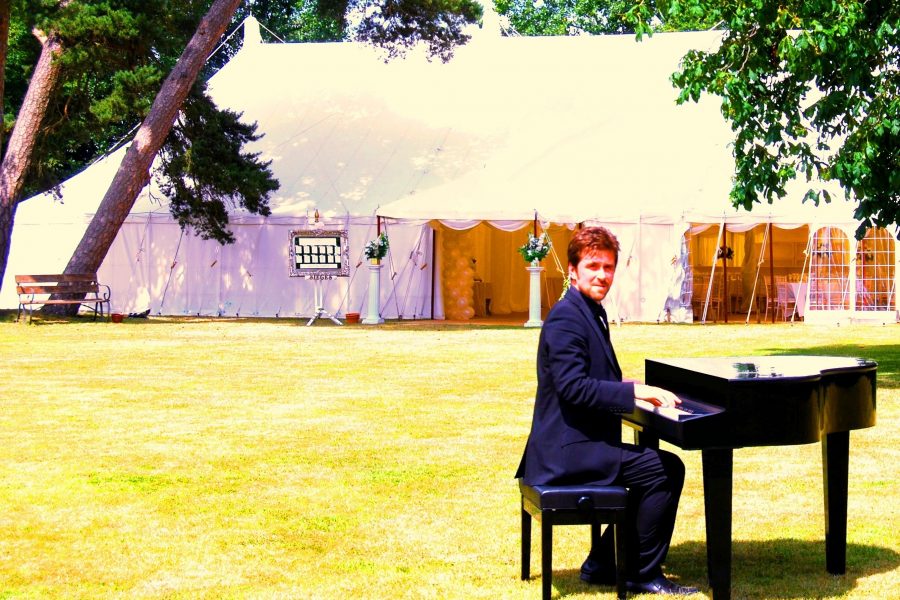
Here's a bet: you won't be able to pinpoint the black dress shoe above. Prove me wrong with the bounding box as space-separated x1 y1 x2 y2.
579 556 617 586
626 575 699 595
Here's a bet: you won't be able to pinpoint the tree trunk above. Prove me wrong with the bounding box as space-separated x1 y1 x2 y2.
61 0 244 287
0 26 65 288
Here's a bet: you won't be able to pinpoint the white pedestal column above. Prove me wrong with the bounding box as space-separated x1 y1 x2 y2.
524 263 543 328
362 261 384 325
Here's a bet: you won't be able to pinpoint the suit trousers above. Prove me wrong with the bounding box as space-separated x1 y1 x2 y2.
590 444 685 582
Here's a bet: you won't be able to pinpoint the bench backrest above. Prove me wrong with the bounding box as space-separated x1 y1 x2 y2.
16 273 99 284
16 273 101 296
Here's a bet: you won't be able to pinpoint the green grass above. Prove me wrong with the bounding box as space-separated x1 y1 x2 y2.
1 313 898 599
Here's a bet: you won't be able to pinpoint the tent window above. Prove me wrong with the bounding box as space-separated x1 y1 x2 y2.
856 227 896 311
809 227 850 310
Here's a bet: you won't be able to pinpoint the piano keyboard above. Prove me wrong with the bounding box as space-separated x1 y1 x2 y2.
635 399 694 420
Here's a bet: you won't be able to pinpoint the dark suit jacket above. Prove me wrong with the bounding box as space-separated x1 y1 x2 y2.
516 287 635 486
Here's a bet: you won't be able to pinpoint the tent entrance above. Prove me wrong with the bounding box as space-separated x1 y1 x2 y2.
435 222 573 322
688 223 811 323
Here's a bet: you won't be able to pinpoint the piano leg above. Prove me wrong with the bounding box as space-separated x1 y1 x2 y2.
702 448 733 600
823 431 850 574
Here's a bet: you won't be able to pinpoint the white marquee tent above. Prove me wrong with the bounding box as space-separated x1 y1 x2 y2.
2 18 896 323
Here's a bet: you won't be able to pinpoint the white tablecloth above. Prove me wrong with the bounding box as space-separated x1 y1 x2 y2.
789 282 808 318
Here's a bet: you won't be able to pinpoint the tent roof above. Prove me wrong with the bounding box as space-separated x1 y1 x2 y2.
376 30 732 224
369 31 859 227
18 21 860 229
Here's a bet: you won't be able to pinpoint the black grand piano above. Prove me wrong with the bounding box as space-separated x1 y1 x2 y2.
621 356 877 600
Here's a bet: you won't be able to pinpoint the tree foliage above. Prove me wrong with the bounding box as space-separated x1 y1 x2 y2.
5 2 212 197
158 85 278 244
0 0 482 293
353 0 483 62
637 0 900 238
0 0 480 247
495 0 714 36
235 0 485 63
205 0 346 72
61 0 249 281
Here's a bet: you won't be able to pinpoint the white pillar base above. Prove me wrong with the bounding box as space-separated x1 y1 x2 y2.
524 264 543 328
362 262 384 325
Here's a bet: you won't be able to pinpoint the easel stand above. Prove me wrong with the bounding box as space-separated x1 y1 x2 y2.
306 279 342 326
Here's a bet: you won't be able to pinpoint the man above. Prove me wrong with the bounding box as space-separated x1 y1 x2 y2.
516 226 699 596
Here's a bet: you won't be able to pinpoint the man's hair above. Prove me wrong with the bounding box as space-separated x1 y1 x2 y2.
568 226 620 267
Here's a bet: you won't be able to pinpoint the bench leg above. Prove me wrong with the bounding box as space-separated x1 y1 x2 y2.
541 512 553 600
521 502 531 580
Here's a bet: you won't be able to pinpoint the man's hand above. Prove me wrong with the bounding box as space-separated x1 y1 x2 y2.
634 384 681 409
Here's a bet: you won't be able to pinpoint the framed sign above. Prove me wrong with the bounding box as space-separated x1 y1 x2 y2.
289 229 350 279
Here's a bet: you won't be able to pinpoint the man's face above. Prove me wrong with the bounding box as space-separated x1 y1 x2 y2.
568 249 617 303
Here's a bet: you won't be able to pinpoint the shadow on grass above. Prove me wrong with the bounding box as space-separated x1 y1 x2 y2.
549 539 899 599
0 309 306 327
0 309 108 325
763 343 900 389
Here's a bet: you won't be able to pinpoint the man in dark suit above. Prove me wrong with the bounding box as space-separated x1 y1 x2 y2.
516 226 698 595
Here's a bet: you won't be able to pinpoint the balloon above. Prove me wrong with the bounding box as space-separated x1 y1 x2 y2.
462 307 475 319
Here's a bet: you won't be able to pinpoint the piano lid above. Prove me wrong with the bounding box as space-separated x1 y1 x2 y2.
647 356 876 382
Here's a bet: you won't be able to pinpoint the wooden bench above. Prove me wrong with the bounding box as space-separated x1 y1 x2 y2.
15 273 111 323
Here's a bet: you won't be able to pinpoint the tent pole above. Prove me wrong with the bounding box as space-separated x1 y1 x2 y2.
431 226 437 320
353 220 379 315
541 225 555 309
703 220 725 324
379 219 402 319
722 227 729 323
768 223 776 323
746 224 768 324
160 228 186 316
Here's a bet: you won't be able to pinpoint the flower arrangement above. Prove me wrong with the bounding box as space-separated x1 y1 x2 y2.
717 245 734 260
364 232 389 261
518 232 551 263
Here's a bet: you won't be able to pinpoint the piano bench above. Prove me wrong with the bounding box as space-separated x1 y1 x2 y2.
519 479 628 600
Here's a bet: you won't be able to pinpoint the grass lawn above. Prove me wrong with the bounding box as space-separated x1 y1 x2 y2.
0 313 898 599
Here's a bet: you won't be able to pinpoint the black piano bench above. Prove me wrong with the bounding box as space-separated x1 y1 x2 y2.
519 479 628 600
